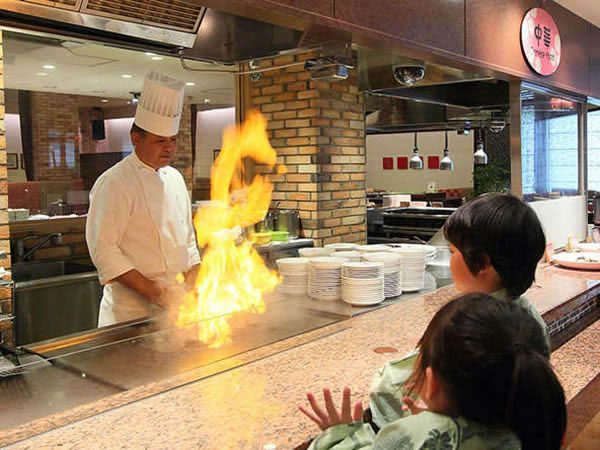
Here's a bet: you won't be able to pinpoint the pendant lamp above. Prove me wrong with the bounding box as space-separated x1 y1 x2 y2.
409 132 423 170
473 130 488 165
440 130 454 171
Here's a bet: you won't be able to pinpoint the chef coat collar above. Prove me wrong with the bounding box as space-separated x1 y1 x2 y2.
131 150 165 174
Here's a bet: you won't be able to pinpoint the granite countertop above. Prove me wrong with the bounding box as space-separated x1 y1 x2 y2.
2 264 600 448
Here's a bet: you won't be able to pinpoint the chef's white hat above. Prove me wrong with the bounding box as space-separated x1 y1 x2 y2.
134 71 185 137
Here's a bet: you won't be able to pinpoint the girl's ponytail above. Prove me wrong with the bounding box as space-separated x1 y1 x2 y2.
505 346 566 450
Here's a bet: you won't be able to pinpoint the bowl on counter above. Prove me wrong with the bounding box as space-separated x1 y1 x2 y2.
250 232 271 245
270 231 289 242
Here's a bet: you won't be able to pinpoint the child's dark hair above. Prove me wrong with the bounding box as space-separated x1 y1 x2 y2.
443 193 545 298
407 293 566 450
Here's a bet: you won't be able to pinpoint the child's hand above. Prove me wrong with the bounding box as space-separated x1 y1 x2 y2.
298 387 364 431
402 396 429 415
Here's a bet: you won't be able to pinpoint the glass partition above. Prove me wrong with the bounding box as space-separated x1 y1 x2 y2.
587 105 600 191
521 86 581 201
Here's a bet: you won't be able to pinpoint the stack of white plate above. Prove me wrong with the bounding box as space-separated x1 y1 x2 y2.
308 257 348 300
357 244 392 253
298 247 335 258
276 257 309 295
341 261 385 306
389 247 426 292
362 252 403 298
389 244 437 262
335 251 362 262
324 243 360 252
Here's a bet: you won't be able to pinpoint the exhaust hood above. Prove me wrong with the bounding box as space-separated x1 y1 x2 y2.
358 47 510 133
0 0 312 63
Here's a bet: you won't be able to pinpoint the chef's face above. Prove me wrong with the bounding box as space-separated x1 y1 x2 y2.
132 130 177 170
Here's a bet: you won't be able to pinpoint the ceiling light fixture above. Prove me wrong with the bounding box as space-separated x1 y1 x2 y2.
409 132 423 170
185 82 195 86
101 99 109 103
473 130 488 165
42 64 55 70
204 98 210 103
36 72 48 76
151 56 163 61
121 74 133 79
440 130 454 171
145 52 156 56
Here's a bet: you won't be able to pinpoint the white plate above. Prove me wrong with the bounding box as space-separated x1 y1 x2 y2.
357 244 392 252
342 297 385 306
552 252 600 270
574 243 600 253
389 243 437 254
325 243 360 251
299 248 335 257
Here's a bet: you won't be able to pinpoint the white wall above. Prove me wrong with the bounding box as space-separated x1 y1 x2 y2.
366 132 474 192
106 118 135 154
528 195 587 248
195 107 236 179
6 113 26 181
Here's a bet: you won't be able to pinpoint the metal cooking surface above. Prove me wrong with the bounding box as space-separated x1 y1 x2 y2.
0 362 122 431
40 293 349 390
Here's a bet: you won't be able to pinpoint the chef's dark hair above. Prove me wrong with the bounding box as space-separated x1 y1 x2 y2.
130 122 148 137
443 193 545 298
407 293 566 450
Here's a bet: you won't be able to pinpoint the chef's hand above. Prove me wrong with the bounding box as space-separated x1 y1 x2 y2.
115 269 164 307
141 279 164 306
184 264 200 290
298 387 363 431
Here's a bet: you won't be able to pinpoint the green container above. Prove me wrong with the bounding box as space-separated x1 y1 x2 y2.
270 231 289 242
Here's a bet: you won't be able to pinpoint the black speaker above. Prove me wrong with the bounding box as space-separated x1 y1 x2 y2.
91 119 105 140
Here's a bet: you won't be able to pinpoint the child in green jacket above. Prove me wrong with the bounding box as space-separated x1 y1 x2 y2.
300 294 566 449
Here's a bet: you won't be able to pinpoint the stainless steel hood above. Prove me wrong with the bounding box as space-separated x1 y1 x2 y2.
358 47 510 133
0 0 308 63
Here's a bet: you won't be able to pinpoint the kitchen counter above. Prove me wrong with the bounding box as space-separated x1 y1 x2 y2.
1 262 599 448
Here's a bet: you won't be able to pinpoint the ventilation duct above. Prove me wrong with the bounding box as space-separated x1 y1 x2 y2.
81 0 204 32
1 0 334 64
358 46 510 133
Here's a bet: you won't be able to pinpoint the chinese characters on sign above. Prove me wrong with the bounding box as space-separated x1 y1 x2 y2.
521 8 561 76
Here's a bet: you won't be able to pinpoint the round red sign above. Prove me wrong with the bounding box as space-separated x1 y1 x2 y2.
521 8 561 76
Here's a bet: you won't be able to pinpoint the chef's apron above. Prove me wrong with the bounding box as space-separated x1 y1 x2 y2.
97 164 191 327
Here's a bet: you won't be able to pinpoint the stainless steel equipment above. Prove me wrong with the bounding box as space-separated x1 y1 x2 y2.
12 261 102 345
275 210 300 239
368 207 455 244
255 211 276 233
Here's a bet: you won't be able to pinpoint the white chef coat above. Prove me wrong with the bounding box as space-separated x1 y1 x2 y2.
86 151 201 327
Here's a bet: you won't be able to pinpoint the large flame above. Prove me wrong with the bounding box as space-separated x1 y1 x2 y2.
176 111 282 348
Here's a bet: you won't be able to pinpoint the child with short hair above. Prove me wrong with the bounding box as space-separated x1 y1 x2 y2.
368 193 549 430
443 192 548 347
300 294 566 449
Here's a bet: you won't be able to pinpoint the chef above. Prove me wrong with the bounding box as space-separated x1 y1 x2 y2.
86 71 201 327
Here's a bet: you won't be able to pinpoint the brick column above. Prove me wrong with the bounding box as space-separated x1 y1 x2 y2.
250 52 366 246
0 30 13 345
171 97 194 191
30 92 80 181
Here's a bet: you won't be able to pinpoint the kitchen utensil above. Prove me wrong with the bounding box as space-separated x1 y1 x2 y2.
275 210 300 239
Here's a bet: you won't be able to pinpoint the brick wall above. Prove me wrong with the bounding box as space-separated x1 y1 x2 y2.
0 31 13 345
250 52 367 246
30 91 80 181
171 97 193 191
